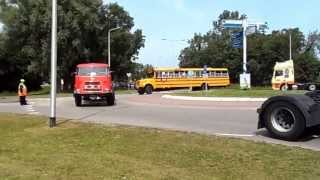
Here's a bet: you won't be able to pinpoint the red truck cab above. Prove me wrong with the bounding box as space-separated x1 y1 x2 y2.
73 63 115 106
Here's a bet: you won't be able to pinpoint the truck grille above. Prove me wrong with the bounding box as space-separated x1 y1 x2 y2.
85 82 100 85
84 82 101 92
306 91 320 104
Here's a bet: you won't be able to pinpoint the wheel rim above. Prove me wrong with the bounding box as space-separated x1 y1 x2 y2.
309 85 316 91
271 107 295 132
281 85 288 91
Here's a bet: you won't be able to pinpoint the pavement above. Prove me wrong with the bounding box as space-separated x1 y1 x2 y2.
162 94 267 102
0 93 320 151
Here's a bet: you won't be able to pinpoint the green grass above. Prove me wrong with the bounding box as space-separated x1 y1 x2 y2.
1 113 320 180
173 85 306 98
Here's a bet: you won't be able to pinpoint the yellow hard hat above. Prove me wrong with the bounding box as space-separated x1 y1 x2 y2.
20 79 25 83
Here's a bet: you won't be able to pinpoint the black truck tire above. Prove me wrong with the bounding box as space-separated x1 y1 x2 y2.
75 95 82 107
107 93 115 106
263 101 306 141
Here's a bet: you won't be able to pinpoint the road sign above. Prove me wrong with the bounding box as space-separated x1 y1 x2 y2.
222 20 243 29
231 31 243 48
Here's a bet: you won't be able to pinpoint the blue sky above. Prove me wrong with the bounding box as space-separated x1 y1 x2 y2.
107 0 320 67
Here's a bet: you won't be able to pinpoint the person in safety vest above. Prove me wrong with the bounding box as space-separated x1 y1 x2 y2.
18 79 28 105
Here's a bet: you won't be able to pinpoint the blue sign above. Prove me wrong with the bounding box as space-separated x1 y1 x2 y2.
223 23 242 29
231 31 243 48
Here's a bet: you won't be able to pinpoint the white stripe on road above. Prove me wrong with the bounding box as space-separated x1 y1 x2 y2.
162 95 267 102
22 102 40 115
215 133 255 137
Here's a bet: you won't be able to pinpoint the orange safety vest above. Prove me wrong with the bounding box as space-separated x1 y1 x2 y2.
18 83 27 96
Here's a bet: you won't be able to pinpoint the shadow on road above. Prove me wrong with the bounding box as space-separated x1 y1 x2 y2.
256 128 320 142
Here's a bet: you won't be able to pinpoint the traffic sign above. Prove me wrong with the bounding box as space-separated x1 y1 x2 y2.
222 20 243 29
231 31 243 48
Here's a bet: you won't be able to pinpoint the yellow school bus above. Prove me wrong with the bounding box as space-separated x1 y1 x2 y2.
135 67 230 94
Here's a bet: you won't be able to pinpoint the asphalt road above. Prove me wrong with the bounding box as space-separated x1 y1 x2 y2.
0 93 319 151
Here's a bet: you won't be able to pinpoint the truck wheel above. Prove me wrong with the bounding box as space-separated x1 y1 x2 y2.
145 85 153 94
107 93 115 106
308 84 317 91
280 84 288 91
138 88 145 95
75 95 82 107
263 101 305 141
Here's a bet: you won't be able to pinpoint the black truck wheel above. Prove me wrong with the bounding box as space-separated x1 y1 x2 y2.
263 101 305 141
280 84 288 91
107 93 115 106
145 85 153 94
75 95 82 107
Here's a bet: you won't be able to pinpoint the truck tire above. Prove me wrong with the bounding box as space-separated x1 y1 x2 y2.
263 101 305 141
75 95 82 107
107 93 115 106
138 88 145 95
308 84 317 91
145 85 153 94
280 84 288 91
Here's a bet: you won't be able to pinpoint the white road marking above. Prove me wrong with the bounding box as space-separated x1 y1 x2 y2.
215 133 255 137
162 95 267 102
22 102 41 115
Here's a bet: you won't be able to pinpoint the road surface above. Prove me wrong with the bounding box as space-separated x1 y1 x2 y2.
0 93 319 151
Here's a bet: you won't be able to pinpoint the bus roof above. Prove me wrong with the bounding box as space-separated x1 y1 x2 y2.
77 63 109 68
154 67 228 71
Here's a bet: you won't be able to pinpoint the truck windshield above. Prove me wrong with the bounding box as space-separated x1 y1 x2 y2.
77 67 109 76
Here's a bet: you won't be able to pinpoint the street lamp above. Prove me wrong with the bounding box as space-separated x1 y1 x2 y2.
49 0 57 127
108 27 120 68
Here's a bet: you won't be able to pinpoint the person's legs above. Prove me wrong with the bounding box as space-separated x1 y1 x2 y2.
22 96 27 105
19 96 23 105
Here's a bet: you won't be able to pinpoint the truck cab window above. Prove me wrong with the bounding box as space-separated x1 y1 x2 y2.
275 70 283 77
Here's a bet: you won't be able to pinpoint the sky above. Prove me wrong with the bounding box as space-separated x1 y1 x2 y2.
106 0 320 67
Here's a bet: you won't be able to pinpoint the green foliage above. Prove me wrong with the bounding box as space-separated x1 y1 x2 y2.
0 0 145 91
179 10 320 86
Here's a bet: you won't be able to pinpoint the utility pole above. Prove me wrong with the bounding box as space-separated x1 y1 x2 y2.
49 0 57 127
289 32 292 60
108 27 120 68
242 19 247 73
222 19 268 89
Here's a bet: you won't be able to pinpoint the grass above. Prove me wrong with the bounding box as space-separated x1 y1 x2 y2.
172 85 306 98
1 113 320 179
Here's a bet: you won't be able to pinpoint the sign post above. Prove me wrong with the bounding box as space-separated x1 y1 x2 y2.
203 65 208 92
222 19 268 89
126 73 132 90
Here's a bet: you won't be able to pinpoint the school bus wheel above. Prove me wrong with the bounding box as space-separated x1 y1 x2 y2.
138 88 145 95
145 85 153 94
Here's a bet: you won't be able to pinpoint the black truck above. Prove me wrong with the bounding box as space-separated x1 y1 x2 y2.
257 91 320 140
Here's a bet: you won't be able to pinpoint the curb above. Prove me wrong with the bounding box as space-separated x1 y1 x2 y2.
162 95 267 102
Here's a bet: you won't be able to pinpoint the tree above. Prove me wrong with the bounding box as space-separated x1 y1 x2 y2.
179 10 320 86
0 0 145 91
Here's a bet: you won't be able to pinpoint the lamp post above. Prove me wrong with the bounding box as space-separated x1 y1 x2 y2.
49 0 57 127
108 27 120 68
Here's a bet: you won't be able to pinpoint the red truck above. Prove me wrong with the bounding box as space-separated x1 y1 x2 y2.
73 63 115 106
